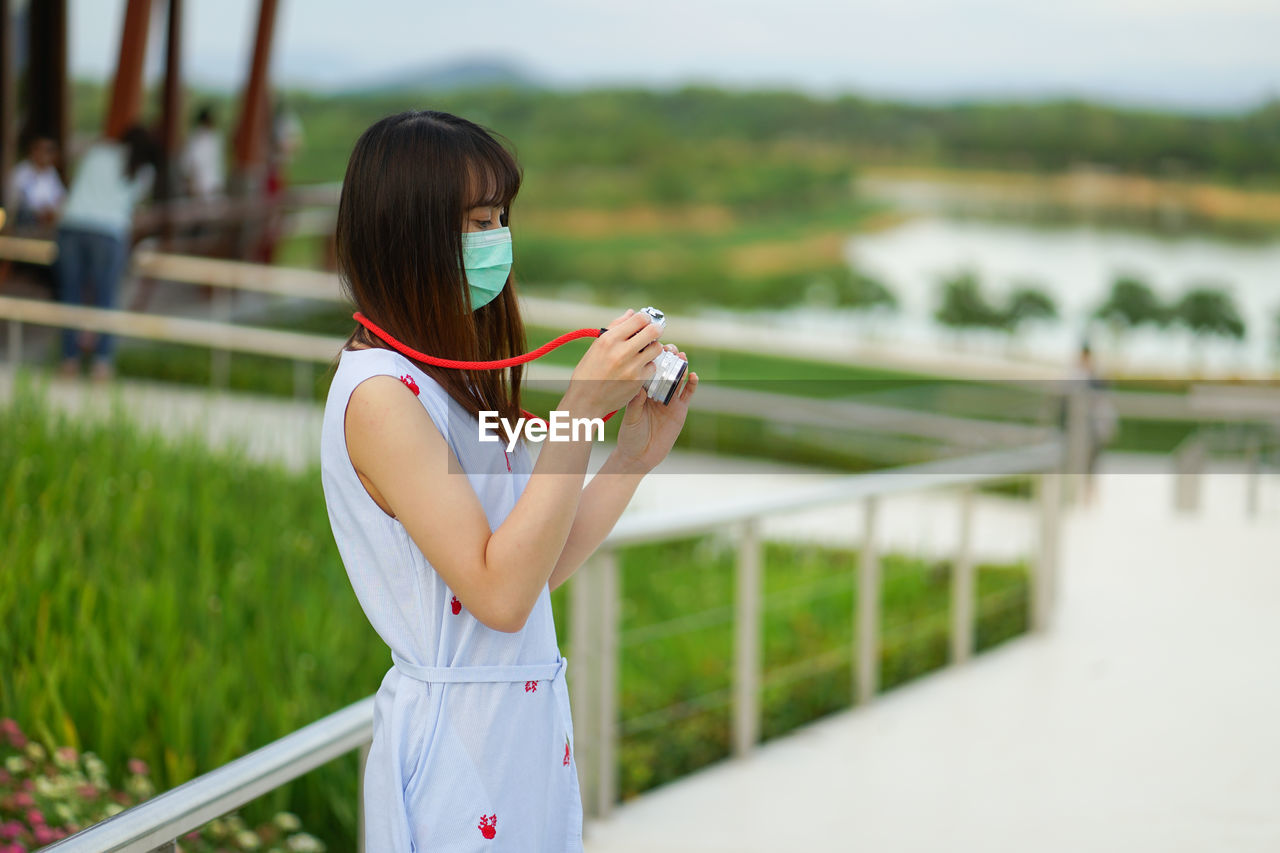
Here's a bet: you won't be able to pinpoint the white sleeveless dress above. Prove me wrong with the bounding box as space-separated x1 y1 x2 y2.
319 346 582 851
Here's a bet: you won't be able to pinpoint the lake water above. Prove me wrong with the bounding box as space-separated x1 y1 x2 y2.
761 218 1280 377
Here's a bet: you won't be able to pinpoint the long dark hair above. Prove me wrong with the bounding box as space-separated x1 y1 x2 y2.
119 125 158 181
335 110 526 421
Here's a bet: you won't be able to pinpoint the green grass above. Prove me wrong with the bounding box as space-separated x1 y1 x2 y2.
3 382 1034 842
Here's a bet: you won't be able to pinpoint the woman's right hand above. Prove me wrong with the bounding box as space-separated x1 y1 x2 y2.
562 309 665 419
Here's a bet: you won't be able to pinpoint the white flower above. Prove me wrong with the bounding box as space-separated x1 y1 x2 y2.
24 742 46 762
286 833 325 853
125 775 154 799
6 755 28 774
104 803 125 817
235 829 261 850
273 812 302 832
85 755 108 783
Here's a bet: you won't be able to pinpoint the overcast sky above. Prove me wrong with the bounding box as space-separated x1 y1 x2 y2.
67 0 1280 111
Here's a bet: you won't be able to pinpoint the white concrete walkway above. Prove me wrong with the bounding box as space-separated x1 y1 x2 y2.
584 464 1280 852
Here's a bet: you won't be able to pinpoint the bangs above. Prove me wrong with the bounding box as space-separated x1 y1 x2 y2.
464 141 522 210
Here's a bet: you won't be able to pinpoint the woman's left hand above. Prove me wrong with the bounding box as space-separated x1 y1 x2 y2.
613 345 698 474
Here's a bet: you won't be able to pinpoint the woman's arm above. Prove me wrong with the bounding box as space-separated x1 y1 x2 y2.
344 311 665 633
546 452 646 591
547 345 699 590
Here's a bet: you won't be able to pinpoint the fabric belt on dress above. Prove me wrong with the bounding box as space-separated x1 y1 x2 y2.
391 650 568 684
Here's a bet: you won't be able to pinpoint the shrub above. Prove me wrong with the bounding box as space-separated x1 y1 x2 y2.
0 718 325 853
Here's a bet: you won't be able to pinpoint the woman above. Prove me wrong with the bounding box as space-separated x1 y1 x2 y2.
320 110 698 850
54 125 156 380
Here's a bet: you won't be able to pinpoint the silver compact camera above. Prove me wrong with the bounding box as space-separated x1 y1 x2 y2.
638 306 688 405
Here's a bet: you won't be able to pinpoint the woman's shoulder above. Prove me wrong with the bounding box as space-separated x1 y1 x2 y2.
330 347 447 407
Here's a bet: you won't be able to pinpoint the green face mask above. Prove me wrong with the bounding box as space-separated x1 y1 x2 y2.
460 227 512 310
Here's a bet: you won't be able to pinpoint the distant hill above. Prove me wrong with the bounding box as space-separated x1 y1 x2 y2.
346 59 542 94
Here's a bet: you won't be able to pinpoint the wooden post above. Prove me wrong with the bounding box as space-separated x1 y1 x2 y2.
1034 474 1062 632
569 557 598 817
733 519 762 757
594 550 620 817
104 0 152 139
856 498 880 704
950 488 975 664
25 0 70 170
157 0 184 204
0 0 12 189
233 0 279 180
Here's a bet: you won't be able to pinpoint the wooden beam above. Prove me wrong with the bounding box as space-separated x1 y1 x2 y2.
0 236 58 265
0 0 14 193
158 0 184 200
233 0 279 173
105 0 152 139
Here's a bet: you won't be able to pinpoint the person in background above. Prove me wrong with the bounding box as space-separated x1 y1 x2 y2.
180 106 225 201
54 126 158 381
5 134 65 231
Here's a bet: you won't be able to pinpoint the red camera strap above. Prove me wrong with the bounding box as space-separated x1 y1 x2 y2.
352 312 618 424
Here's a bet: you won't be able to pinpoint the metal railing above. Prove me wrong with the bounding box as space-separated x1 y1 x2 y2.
38 440 1063 851
41 699 373 853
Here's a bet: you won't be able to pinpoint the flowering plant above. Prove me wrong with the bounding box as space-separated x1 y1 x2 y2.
0 719 324 853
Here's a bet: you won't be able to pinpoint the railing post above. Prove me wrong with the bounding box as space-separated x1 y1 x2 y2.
733 519 762 757
1064 383 1091 506
1173 435 1204 514
1034 474 1062 632
950 488 975 664
211 288 231 390
856 497 880 705
357 740 369 853
292 359 311 400
1245 434 1261 519
6 318 20 365
595 549 619 817
569 554 599 818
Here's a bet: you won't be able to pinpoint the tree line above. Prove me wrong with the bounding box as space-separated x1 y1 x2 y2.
280 86 1280 188
932 271 1250 344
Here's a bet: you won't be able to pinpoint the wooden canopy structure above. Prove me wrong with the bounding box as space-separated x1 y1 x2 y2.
1 0 280 204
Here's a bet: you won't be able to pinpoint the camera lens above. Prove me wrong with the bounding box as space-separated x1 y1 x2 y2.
645 351 687 405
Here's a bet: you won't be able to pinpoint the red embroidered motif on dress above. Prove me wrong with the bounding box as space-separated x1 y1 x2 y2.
477 814 497 840
502 448 511 472
450 595 461 615
563 742 571 766
524 680 538 693
398 374 420 395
